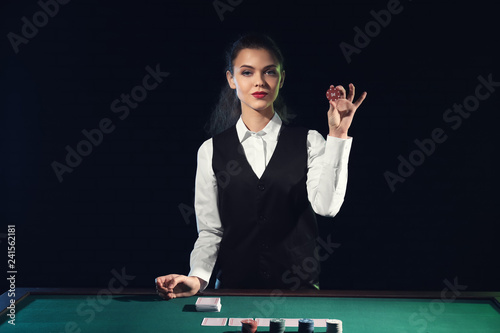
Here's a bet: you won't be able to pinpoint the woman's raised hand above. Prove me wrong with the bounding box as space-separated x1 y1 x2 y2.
327 83 367 139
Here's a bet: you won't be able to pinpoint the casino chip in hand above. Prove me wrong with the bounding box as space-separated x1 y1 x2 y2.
326 85 342 102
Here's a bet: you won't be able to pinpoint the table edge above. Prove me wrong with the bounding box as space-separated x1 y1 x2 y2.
2 288 499 314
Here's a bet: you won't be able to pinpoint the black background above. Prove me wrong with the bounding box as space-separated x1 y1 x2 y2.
1 0 499 293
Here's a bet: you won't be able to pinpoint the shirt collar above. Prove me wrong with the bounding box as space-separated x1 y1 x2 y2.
236 112 282 143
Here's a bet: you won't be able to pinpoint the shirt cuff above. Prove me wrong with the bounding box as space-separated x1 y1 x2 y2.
324 135 353 166
188 268 211 292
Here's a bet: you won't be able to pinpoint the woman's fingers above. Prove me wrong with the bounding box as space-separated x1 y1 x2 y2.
335 85 347 99
334 83 363 105
329 99 337 111
353 91 368 108
155 277 167 292
347 83 354 102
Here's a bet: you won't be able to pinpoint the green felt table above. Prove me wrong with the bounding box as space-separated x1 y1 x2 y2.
1 288 499 332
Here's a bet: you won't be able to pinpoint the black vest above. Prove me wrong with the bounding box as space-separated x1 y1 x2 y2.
212 124 319 289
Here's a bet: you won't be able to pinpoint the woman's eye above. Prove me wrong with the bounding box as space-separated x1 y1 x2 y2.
241 70 276 76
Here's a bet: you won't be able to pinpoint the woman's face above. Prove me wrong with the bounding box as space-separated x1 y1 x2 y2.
226 48 285 117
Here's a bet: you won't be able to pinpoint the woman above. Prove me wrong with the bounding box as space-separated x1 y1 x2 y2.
156 33 366 300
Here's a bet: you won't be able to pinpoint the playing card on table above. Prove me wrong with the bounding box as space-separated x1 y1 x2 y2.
284 318 299 327
255 318 271 326
201 317 227 326
313 319 327 327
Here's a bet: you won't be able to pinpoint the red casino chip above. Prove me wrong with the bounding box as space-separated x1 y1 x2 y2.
241 319 258 333
326 85 342 102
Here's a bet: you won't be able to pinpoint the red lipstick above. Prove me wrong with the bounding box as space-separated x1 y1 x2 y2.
252 91 268 98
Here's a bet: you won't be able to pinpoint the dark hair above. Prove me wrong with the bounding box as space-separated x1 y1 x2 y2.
205 33 291 137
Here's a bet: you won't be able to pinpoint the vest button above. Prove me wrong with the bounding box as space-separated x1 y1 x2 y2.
258 215 267 224
261 271 271 279
260 242 269 250
257 184 265 191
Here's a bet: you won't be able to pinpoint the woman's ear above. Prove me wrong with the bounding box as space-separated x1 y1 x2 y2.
279 70 285 88
226 70 236 89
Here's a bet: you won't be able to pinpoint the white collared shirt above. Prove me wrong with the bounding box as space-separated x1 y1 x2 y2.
236 112 282 178
188 113 352 290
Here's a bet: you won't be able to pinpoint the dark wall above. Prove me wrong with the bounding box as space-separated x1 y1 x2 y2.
1 0 498 293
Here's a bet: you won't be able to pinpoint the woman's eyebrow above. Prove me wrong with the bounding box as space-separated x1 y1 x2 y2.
239 64 278 69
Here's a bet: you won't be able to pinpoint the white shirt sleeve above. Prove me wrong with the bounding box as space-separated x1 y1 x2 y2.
187 138 223 291
306 130 352 217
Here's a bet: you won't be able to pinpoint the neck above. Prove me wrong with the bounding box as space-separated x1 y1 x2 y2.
241 106 274 132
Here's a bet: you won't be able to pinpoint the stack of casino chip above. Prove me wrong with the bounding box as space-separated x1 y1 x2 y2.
326 319 343 333
241 319 258 333
298 318 314 333
269 318 285 333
